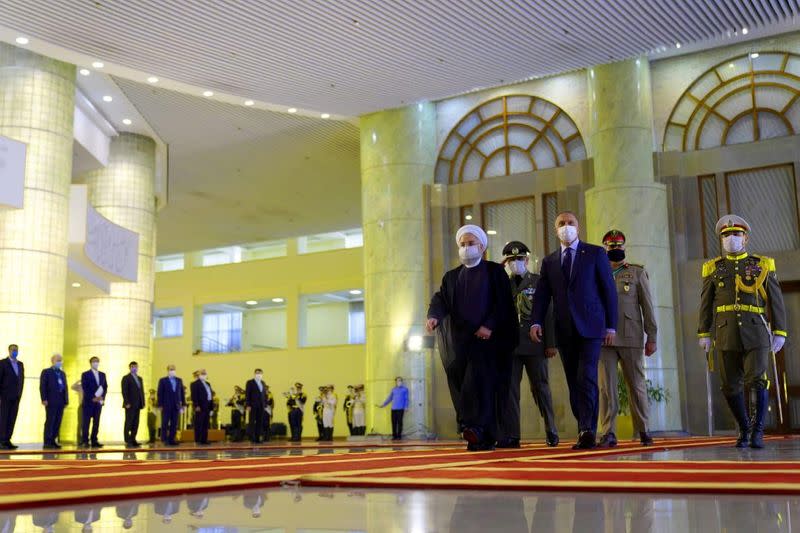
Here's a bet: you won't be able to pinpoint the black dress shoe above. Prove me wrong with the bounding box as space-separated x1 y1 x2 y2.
639 432 654 446
571 431 596 450
495 438 521 449
43 444 58 449
467 441 496 452
6 443 18 450
545 432 559 447
91 442 104 448
461 427 482 445
598 433 617 448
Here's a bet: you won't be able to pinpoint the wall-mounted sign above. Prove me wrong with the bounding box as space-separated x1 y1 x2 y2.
0 135 26 209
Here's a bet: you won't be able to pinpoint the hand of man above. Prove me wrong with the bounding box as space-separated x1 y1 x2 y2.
772 335 786 353
530 325 543 342
125 404 131 409
246 406 251 412
180 407 185 414
545 347 558 359
42 400 48 407
645 341 657 357
699 337 711 353
475 326 492 340
195 406 201 412
603 330 616 346
425 318 439 333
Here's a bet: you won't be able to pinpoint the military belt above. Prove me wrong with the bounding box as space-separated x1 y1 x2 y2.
715 304 765 314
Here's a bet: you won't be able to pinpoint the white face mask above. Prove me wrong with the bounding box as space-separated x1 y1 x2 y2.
458 245 483 267
557 225 578 244
722 235 745 253
254 374 262 382
168 370 176 378
91 362 99 370
508 260 527 276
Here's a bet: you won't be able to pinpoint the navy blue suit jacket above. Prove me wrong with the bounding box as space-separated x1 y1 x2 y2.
190 379 214 410
39 367 69 407
80 369 108 407
532 241 618 341
157 376 186 412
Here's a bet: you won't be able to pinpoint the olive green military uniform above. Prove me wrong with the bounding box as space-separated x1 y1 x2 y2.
699 253 787 395
599 262 657 436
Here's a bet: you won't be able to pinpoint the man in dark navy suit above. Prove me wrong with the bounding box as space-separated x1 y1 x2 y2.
531 211 618 449
190 368 214 445
0 344 24 449
80 356 108 448
157 364 186 446
245 369 268 444
121 361 145 448
40 353 69 449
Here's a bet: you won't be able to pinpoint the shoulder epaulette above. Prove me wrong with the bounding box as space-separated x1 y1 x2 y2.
702 257 720 277
627 263 644 269
758 255 776 272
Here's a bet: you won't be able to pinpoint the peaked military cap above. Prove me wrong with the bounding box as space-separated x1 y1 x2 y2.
602 229 626 245
502 240 530 258
715 214 751 235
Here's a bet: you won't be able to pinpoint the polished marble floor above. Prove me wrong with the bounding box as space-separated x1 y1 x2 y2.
5 440 799 532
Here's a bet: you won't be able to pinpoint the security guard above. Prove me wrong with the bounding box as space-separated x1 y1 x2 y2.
597 230 658 448
698 215 788 449
496 241 559 448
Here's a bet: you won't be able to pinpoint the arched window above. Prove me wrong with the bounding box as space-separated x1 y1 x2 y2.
663 52 800 152
436 95 586 184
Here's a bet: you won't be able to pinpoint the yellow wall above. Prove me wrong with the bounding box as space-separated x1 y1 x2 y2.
153 240 365 437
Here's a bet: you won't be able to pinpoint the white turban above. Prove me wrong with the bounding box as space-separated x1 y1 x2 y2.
456 224 488 249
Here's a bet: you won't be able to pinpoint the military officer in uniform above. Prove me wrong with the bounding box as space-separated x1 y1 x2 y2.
313 387 325 441
698 215 788 449
285 382 307 442
496 241 559 448
597 230 658 448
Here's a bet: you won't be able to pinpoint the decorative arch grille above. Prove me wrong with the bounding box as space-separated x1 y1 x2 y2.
663 51 800 152
436 94 586 184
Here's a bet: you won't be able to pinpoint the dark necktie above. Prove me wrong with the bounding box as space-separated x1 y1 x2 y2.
562 247 573 281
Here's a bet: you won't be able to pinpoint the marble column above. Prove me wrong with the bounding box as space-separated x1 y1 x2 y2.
0 43 75 443
585 58 682 432
360 103 436 436
76 133 156 443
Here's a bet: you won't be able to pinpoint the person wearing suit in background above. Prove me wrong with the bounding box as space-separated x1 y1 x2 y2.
116 502 139 530
531 211 618 450
121 361 145 448
245 369 268 444
426 225 519 451
80 356 108 448
40 353 68 449
190 369 214 445
157 364 186 446
0 344 24 450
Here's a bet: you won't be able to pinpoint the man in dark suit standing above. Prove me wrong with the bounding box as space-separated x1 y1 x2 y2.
245 369 268 444
531 211 618 449
157 364 185 446
0 344 24 449
121 361 145 448
80 356 108 448
190 369 214 445
40 353 69 449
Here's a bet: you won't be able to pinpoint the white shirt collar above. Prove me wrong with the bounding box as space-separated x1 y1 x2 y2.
560 239 580 254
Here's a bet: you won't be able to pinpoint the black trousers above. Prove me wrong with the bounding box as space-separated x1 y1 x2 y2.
194 407 210 443
391 409 405 439
497 353 558 440
249 408 265 442
0 397 20 443
161 408 180 443
124 408 141 443
288 408 303 441
262 414 271 441
557 334 602 433
81 403 102 444
43 404 65 444
147 411 157 442
459 337 502 443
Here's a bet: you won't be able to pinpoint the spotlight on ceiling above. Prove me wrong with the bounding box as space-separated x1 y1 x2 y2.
320 113 330 119
271 297 285 303
203 90 214 97
71 282 81 288
79 68 91 76
465 214 473 221
742 27 749 35
102 95 113 102
92 61 104 69
349 289 362 295
487 230 498 235
147 76 159 83
244 100 254 106
122 118 132 125
675 42 681 49
287 108 298 114
750 52 759 59
15 37 29 45
245 300 258 305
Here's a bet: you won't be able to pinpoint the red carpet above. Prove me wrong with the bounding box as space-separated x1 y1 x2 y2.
0 436 792 509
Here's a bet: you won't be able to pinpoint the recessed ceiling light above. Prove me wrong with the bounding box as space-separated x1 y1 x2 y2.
71 282 81 288
245 300 258 305
675 42 681 49
321 113 330 119
742 27 749 35
244 100 254 106
79 68 91 76
203 90 214 97
729 63 735 68
92 61 104 69
487 230 498 235
147 76 159 83
750 52 759 59
271 297 285 303
287 107 297 113
122 118 132 125
102 95 113 102
15 37 29 45
465 214 473 221
349 290 362 295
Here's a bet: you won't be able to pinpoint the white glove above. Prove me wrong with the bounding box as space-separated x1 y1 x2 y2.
699 337 711 353
772 335 786 353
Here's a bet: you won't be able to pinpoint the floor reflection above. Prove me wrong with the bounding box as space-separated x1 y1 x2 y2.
3 487 798 532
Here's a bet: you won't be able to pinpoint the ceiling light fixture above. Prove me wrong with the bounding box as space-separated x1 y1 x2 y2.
349 290 362 295
71 282 81 288
245 300 258 305
287 107 297 113
675 42 681 49
15 37 29 45
122 118 132 125
79 68 91 76
742 27 749 35
465 214 473 221
203 90 214 97
750 52 759 59
729 63 735 68
92 61 104 69
244 100 254 106
147 76 159 83
320 113 330 119
102 95 113 102
271 297 285 303
487 230 497 235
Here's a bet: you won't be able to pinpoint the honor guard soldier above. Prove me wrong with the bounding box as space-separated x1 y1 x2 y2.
496 241 559 448
698 215 788 449
344 385 355 435
598 230 658 448
286 382 307 442
313 387 325 441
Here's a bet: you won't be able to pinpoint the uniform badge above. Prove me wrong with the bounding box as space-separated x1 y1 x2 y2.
718 281 725 287
624 283 630 292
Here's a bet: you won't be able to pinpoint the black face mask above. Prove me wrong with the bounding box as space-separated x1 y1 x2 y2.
607 249 626 262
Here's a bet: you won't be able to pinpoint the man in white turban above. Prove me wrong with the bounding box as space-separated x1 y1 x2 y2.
426 225 518 451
